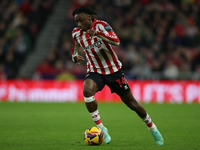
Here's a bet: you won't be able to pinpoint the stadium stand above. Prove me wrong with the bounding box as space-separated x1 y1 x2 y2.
0 0 56 79
38 0 199 80
1 0 200 80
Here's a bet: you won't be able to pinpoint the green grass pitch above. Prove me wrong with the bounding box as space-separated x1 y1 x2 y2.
0 102 200 150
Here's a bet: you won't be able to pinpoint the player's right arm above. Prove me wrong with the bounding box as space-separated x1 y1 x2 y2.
71 31 84 65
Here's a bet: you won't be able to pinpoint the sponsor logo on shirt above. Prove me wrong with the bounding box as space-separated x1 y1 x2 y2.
84 40 102 50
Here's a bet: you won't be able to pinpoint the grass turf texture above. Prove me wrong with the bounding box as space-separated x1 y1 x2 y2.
0 102 199 150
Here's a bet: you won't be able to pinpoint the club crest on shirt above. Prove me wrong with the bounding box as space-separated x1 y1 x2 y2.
77 33 90 41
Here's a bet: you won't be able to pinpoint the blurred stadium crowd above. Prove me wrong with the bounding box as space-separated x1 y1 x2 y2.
0 0 55 79
1 0 200 80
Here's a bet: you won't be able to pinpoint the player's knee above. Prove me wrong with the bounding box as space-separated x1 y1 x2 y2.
83 87 94 97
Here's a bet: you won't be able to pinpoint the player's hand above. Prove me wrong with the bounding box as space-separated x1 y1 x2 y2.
86 29 97 38
74 55 84 65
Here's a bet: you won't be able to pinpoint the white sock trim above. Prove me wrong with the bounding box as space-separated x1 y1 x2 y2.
142 113 149 121
149 124 156 131
90 110 100 121
84 96 95 103
97 123 104 129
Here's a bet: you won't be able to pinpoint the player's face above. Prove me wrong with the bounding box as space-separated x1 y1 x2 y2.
74 13 93 31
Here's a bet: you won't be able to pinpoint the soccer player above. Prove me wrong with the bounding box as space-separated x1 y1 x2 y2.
71 6 164 145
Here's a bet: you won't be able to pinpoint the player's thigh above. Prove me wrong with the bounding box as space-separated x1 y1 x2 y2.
83 72 105 97
106 69 130 97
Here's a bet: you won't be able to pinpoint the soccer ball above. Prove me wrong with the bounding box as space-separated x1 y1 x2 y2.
84 126 104 145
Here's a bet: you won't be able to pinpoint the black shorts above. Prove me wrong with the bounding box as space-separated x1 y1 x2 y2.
85 69 130 97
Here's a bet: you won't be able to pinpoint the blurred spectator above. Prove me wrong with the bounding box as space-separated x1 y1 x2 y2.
4 51 18 78
0 64 7 80
19 0 31 16
193 65 200 79
164 60 179 79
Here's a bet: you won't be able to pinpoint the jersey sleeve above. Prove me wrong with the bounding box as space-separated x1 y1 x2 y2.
71 33 80 62
96 23 120 46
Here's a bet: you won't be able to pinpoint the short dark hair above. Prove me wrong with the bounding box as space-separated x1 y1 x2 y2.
72 6 97 17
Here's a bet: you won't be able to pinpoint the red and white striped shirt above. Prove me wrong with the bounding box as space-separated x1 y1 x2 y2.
71 19 122 75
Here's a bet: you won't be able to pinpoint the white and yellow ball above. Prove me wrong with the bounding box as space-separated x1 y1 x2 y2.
84 127 104 146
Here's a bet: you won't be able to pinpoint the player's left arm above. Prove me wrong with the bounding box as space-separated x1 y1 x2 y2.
86 24 120 46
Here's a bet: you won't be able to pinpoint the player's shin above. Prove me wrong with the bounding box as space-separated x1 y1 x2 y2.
90 109 104 129
142 113 156 131
84 96 104 129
